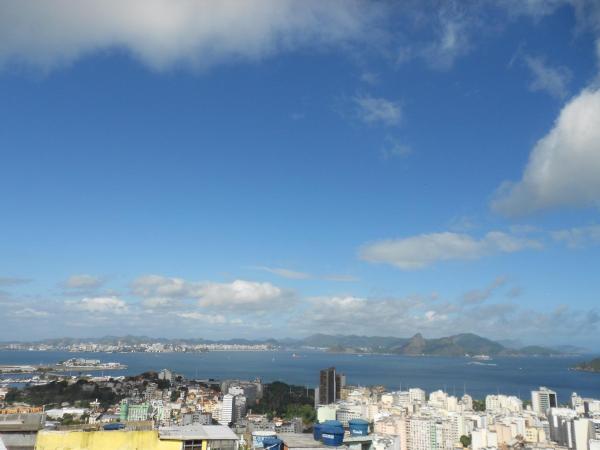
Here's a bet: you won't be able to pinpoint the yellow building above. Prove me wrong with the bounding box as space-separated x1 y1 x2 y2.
36 424 239 450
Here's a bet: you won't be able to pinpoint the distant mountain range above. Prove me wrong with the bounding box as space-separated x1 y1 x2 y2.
1 333 585 357
293 333 579 357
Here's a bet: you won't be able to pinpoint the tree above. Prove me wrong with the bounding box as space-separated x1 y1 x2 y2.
472 399 485 411
460 434 471 448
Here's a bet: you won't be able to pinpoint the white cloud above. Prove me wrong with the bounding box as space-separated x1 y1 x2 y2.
65 274 103 289
175 312 228 324
198 280 290 310
10 308 50 318
499 0 568 18
551 224 600 248
0 0 378 71
294 292 599 342
353 94 402 126
252 266 311 280
75 296 128 314
492 88 600 215
132 275 195 298
132 275 291 311
141 297 175 309
360 71 379 85
360 231 542 269
524 55 571 99
461 276 508 304
381 135 412 159
422 8 471 70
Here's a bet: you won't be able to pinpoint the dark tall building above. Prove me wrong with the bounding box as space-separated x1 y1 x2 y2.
318 367 345 405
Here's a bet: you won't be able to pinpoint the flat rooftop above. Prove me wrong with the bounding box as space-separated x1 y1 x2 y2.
159 424 238 441
278 432 374 450
0 413 45 432
279 433 343 450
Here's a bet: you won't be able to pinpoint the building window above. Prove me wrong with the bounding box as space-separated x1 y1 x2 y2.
184 440 203 450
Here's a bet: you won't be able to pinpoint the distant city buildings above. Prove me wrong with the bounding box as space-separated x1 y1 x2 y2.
3 362 600 450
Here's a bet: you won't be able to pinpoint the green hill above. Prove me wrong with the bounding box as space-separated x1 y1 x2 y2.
574 358 600 372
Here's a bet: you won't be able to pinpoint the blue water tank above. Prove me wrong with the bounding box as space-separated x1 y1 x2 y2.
313 423 323 440
348 419 369 436
320 426 344 446
322 420 343 429
103 423 125 431
262 437 283 450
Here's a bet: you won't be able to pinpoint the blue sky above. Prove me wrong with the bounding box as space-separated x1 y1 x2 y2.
1 0 600 345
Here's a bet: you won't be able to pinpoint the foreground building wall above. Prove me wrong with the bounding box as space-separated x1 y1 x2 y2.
35 430 183 450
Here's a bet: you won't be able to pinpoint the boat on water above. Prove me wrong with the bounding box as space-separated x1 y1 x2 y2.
471 354 492 361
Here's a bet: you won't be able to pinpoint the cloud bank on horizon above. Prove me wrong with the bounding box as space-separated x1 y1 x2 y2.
1 0 600 345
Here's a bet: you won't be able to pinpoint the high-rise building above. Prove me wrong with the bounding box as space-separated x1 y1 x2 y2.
220 394 235 425
319 367 344 405
532 387 558 415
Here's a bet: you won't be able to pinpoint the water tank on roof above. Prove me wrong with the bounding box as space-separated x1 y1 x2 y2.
322 420 343 429
262 437 283 450
348 419 369 436
313 423 323 440
103 423 125 431
320 425 344 446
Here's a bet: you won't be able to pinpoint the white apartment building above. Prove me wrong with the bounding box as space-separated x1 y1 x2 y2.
220 394 234 425
409 388 426 404
486 394 523 413
532 387 558 416
471 428 498 450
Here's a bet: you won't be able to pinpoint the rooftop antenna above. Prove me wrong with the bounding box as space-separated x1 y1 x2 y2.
463 382 466 396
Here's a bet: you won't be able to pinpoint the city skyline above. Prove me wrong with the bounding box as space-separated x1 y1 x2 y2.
1 1 600 344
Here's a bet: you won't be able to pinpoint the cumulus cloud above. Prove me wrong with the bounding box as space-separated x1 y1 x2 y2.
132 275 193 298
492 88 600 215
198 280 290 310
523 55 571 99
551 224 600 248
353 94 402 126
75 296 128 314
294 292 598 342
296 295 430 334
0 0 378 71
360 231 542 269
132 275 292 311
141 297 176 310
64 274 104 289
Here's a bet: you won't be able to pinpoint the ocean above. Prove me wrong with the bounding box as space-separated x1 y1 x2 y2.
1 350 599 401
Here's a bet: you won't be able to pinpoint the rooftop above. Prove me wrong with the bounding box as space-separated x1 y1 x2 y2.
279 433 340 450
0 413 45 432
159 424 238 441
